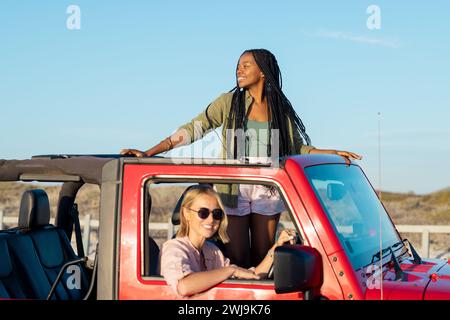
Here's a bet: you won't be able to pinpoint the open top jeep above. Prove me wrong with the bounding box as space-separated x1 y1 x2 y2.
1 154 449 300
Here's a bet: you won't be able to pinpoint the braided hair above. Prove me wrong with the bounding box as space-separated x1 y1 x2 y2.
226 49 311 158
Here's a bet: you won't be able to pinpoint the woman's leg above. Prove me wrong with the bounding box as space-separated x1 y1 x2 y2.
225 214 251 268
250 213 281 267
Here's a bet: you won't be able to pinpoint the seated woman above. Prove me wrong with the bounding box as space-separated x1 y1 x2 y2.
159 185 296 297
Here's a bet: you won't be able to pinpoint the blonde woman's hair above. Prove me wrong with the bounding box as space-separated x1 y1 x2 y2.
176 185 230 244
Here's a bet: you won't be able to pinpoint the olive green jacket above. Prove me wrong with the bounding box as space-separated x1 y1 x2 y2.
178 91 315 208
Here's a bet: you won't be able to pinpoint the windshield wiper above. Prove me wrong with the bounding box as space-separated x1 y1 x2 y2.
370 238 422 265
369 241 404 281
370 240 405 264
403 239 423 264
369 239 423 281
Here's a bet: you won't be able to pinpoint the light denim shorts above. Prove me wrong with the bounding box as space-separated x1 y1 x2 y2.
222 184 285 216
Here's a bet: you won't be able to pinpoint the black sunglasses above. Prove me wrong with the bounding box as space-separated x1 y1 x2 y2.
186 207 224 220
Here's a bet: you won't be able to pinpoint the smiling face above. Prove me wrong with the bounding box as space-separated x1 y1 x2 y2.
236 52 265 89
183 194 222 242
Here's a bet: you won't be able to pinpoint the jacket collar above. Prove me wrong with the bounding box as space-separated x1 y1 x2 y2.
244 89 254 113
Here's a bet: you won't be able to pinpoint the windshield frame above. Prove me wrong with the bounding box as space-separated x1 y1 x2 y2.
303 163 403 271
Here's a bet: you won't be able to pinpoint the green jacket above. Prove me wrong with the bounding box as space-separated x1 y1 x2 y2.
178 90 315 208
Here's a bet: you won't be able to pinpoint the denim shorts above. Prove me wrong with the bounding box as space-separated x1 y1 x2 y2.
222 184 285 216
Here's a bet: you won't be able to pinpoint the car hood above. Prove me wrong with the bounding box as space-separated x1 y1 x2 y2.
363 258 450 300
423 260 450 300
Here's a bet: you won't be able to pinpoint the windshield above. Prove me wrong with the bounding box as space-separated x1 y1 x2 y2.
304 164 402 270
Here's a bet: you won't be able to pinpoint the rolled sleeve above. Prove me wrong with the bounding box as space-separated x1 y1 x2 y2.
160 244 194 296
300 144 316 155
177 93 231 144
294 132 315 155
208 241 231 269
288 117 315 155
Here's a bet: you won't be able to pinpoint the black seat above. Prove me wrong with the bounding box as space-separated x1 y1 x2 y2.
0 189 90 299
148 237 160 275
143 188 160 276
0 234 33 298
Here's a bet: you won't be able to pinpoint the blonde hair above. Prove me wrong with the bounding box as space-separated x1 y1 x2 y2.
176 185 230 244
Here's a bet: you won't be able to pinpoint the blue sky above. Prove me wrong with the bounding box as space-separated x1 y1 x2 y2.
0 1 449 194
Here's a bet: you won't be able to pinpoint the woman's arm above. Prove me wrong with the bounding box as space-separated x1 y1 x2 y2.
253 229 296 277
309 148 362 164
177 266 234 297
290 119 362 161
120 93 231 157
177 265 259 297
120 129 190 157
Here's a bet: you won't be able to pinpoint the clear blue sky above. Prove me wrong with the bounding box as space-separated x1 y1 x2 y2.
1 1 449 194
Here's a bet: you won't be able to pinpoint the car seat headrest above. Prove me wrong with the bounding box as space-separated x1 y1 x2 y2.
18 189 51 229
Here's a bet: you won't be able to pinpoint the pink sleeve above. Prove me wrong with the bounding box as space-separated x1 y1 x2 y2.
160 242 194 296
216 247 230 267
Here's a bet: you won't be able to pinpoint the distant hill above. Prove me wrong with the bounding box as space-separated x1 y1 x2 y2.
0 182 100 219
1 182 448 225
379 188 450 225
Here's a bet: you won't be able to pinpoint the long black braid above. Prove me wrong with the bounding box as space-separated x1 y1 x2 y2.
226 49 311 158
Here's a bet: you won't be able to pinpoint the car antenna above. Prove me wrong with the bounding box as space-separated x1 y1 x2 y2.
378 111 384 300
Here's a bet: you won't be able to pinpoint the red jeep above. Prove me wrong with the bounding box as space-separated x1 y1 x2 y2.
0 154 449 300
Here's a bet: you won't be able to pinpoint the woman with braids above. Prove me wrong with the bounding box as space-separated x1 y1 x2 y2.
121 49 361 268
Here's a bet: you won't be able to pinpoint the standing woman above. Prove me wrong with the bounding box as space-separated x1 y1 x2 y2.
121 49 361 268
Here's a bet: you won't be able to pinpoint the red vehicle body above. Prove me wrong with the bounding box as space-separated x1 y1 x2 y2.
1 154 449 300
117 155 450 300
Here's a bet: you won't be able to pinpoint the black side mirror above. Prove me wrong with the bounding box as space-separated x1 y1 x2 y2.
274 245 323 299
327 183 347 201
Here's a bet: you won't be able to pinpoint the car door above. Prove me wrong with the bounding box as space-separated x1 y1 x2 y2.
118 162 323 300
